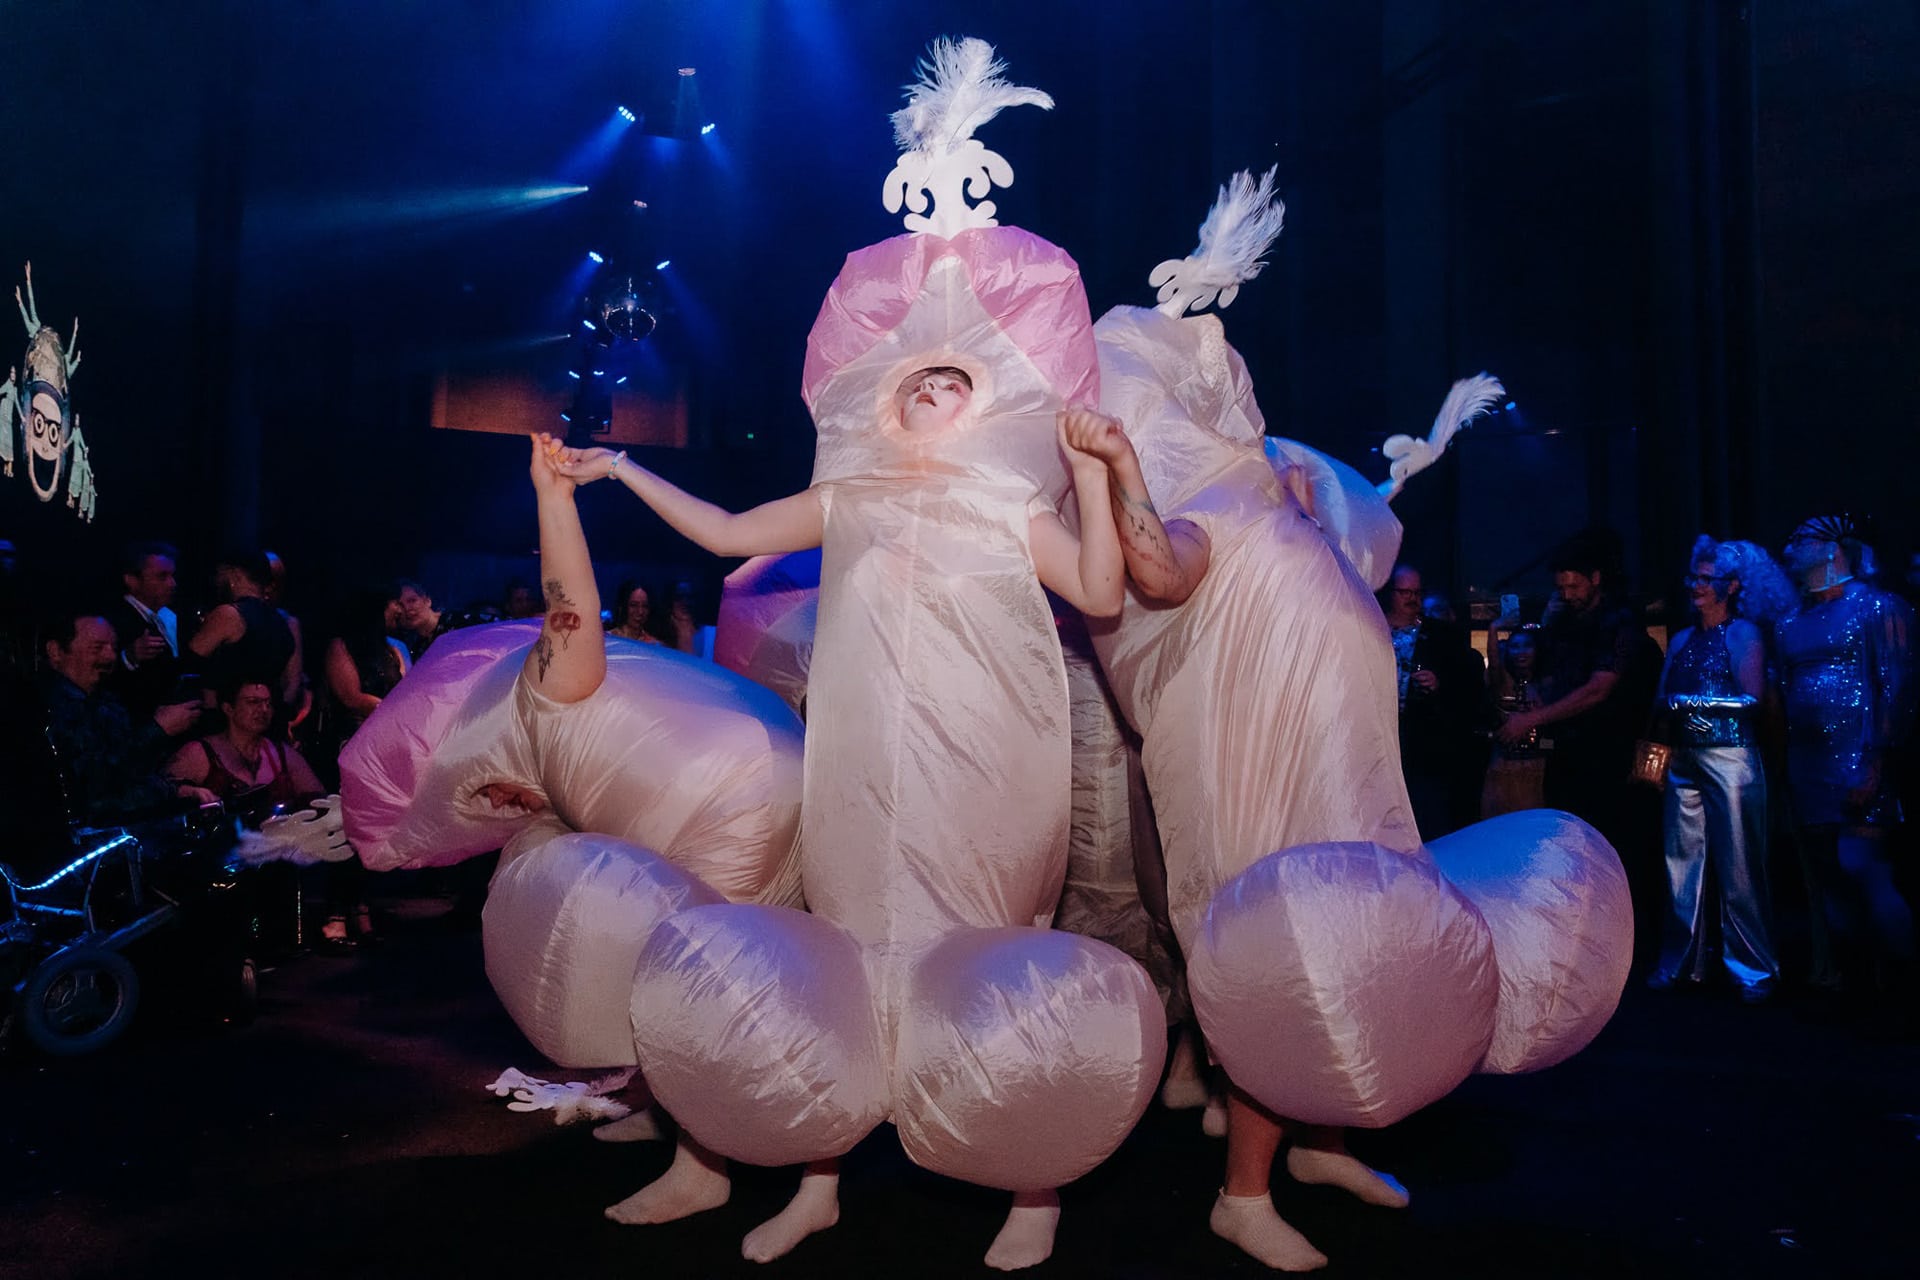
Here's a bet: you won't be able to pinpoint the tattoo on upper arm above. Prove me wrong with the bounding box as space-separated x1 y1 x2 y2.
533 577 582 683
1110 475 1181 581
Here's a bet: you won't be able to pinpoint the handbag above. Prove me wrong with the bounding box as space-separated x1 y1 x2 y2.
1628 737 1671 789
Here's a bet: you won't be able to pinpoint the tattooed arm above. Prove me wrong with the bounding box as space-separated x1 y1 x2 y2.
1091 423 1211 607
524 435 606 703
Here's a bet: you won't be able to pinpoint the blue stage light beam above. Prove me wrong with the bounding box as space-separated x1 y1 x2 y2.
655 259 671 271
588 250 605 264
561 108 638 180
258 184 589 240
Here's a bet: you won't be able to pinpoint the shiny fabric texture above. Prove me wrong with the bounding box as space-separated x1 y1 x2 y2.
630 228 1160 1187
1658 746 1777 986
1090 303 1627 1122
1664 624 1757 749
1058 620 1182 1016
1263 436 1404 593
1426 810 1634 1073
1775 583 1915 826
483 816 724 1069
714 549 820 714
1186 843 1496 1128
341 622 805 907
629 903 889 1166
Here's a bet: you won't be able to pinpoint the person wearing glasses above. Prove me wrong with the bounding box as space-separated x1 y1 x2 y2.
1649 537 1793 999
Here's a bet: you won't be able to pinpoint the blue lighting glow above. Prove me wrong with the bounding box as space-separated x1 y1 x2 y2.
615 376 629 385
655 259 671 270
592 370 605 377
588 251 605 265
560 413 572 422
700 122 716 135
1505 401 1517 411
580 318 597 331
566 370 581 379
616 105 637 123
7 832 135 894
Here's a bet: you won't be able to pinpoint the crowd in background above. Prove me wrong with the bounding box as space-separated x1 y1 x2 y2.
1383 521 1917 1027
0 535 704 945
4 516 1915 1024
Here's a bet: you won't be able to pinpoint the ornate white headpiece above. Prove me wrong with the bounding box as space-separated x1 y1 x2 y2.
882 37 1052 237
1375 374 1505 500
1149 167 1287 317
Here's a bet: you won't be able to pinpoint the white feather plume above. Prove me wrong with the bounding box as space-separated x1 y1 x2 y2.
1150 167 1287 316
1188 167 1287 289
1377 373 1506 500
891 37 1053 156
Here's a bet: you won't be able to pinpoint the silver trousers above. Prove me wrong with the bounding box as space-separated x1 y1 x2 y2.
1659 745 1779 986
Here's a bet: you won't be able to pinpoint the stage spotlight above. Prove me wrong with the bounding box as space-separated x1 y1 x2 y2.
632 199 649 210
679 67 697 77
1504 400 1517 411
592 369 606 377
566 370 581 380
588 250 605 264
655 259 672 270
581 318 597 331
560 412 572 422
700 122 716 135
615 376 629 385
599 277 658 342
617 105 637 123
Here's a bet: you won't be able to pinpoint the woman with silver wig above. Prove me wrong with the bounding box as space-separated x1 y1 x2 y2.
1650 535 1792 998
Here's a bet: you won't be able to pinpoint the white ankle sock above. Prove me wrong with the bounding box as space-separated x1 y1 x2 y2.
984 1189 1060 1271
592 1110 664 1143
604 1134 729 1224
741 1170 840 1263
1286 1146 1410 1208
1209 1190 1328 1271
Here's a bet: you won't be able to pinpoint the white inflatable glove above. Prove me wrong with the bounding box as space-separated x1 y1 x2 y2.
233 795 356 866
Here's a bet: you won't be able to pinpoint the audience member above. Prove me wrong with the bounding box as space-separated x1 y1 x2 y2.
315 587 412 784
1777 515 1915 1001
1496 532 1661 835
188 549 300 711
106 540 183 717
394 578 475 661
503 579 541 620
1651 536 1793 1000
1483 623 1548 817
610 580 665 645
39 605 215 822
166 677 325 808
263 549 313 734
1381 564 1488 837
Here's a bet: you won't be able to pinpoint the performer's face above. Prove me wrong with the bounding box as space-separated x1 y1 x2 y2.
1784 536 1843 593
893 367 972 434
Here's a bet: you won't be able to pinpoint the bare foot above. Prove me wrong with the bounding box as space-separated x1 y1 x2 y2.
742 1168 840 1263
1210 1191 1328 1271
1286 1146 1410 1208
984 1189 1060 1271
604 1132 729 1224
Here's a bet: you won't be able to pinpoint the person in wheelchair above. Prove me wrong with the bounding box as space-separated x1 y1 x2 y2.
165 677 325 809
38 605 217 827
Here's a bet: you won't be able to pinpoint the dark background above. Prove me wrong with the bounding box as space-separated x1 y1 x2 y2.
1 0 1914 621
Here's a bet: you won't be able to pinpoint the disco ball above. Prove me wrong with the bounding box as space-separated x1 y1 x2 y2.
600 279 656 342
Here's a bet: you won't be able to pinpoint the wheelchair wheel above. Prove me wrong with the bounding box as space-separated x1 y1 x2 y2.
21 946 141 1057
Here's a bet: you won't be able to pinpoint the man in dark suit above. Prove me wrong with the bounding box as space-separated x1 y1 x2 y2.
1382 564 1489 838
106 540 184 718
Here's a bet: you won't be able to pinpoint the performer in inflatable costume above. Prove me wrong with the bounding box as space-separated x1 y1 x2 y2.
536 39 1165 1269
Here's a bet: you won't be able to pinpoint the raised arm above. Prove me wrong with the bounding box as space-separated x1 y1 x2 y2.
1029 409 1128 617
1062 410 1211 606
524 436 606 704
544 435 822 558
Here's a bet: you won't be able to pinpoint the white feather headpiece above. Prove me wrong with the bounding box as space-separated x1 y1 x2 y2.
1376 373 1506 500
882 38 1053 238
1150 167 1287 317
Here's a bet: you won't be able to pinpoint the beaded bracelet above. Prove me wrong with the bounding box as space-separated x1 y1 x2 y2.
608 450 628 479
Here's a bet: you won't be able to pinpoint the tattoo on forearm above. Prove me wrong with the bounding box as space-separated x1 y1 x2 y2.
542 578 582 650
533 633 554 682
1111 475 1181 583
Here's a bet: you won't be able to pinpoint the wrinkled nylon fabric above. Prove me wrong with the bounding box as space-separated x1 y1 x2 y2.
342 624 805 906
634 228 1162 1188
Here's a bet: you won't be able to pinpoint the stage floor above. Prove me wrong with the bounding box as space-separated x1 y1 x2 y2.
4 892 1916 1279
